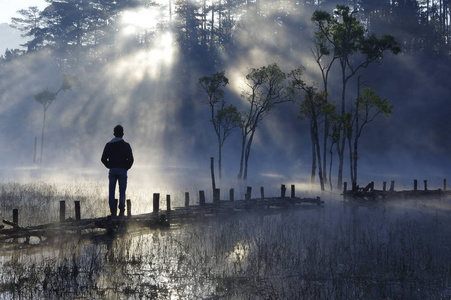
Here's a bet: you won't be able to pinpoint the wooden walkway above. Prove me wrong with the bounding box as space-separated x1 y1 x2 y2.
0 189 323 252
343 179 451 201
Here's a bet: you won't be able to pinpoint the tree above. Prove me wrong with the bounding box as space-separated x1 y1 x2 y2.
199 71 240 179
290 67 335 190
238 63 293 180
310 28 337 187
34 74 80 164
311 4 400 189
347 84 393 190
11 6 46 51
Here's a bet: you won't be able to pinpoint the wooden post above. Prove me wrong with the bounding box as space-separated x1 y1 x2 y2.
444 179 447 191
245 186 252 201
343 182 347 200
281 184 286 198
291 185 295 199
153 193 160 213
199 190 206 206
414 179 418 191
260 187 265 200
424 180 428 191
185 192 190 207
60 201 66 222
214 188 220 203
13 209 18 225
229 188 234 202
389 180 395 192
127 199 131 217
383 182 387 192
166 195 171 211
75 201 81 220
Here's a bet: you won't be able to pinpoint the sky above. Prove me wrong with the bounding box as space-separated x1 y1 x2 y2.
0 0 47 24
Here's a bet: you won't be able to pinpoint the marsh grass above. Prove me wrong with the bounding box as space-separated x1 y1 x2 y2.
1 179 451 299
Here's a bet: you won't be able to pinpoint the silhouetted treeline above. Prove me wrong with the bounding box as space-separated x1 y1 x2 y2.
3 0 451 67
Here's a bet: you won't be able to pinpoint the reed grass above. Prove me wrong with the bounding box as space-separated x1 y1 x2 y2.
1 179 451 299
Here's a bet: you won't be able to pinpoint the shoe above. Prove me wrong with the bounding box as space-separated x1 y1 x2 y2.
110 207 117 217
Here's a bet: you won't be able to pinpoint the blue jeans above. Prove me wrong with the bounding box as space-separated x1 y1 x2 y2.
108 168 127 214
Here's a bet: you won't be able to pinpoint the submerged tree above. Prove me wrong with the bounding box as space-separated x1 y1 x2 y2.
311 4 400 189
291 67 335 190
199 71 240 179
34 74 80 163
347 84 393 190
238 63 293 180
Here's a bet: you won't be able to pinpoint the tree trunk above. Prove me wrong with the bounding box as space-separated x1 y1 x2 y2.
39 107 47 164
329 143 334 191
243 129 255 180
211 157 216 192
322 118 329 185
218 135 222 179
315 133 324 190
310 125 316 184
237 131 246 179
337 64 348 190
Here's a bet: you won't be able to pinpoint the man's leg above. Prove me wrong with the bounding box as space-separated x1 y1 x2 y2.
108 170 118 216
118 169 128 216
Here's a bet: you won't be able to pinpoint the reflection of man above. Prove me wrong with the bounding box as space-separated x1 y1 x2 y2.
101 125 134 217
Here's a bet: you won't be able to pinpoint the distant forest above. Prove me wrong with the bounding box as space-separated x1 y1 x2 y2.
2 0 450 66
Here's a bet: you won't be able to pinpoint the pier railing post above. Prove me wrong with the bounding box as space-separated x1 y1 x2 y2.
13 209 18 225
166 195 171 212
214 188 220 203
245 186 252 201
74 201 81 221
291 185 295 199
281 185 286 198
127 199 131 217
153 193 160 213
229 188 234 202
414 180 418 191
444 179 447 191
199 191 206 206
60 201 66 222
389 181 395 192
260 187 265 200
185 192 190 207
424 180 428 191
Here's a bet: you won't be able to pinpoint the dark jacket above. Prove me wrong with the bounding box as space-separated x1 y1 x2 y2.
101 138 134 170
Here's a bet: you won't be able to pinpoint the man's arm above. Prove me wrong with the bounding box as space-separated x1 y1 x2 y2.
101 144 110 168
126 144 134 170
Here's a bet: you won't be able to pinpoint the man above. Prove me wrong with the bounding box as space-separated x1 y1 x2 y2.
101 125 134 217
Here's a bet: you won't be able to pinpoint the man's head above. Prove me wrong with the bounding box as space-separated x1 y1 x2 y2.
114 125 124 138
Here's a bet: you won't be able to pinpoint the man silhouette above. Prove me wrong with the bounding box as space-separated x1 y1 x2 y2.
101 125 134 217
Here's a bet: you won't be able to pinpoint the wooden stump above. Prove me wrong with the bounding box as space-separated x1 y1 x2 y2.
60 201 66 222
153 193 160 213
199 191 206 206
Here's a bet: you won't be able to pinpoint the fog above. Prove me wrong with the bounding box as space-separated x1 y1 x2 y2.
0 1 450 193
